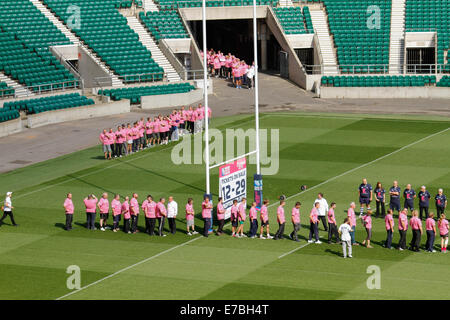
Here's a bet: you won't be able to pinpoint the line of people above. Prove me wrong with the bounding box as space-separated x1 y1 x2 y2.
98 104 211 160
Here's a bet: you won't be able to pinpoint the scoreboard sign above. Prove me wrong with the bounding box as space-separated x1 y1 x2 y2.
219 157 247 220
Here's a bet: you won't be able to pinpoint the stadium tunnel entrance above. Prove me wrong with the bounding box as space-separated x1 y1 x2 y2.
189 19 282 71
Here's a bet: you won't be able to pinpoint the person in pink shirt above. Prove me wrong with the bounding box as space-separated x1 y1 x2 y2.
274 200 286 240
115 125 125 158
438 214 449 252
225 54 233 79
425 212 436 252
290 202 301 242
131 122 140 152
142 194 150 234
83 194 98 230
384 209 395 249
235 198 247 238
138 118 146 150
145 117 153 147
145 195 157 235
409 210 422 251
152 116 160 145
63 193 74 231
121 196 131 233
327 202 340 244
125 123 133 155
248 201 258 238
185 198 197 236
347 202 358 245
361 209 373 248
308 201 320 243
216 197 225 236
398 208 409 250
97 192 110 231
106 128 116 159
231 199 239 237
111 194 122 232
99 129 111 160
186 106 194 134
159 116 170 145
156 198 167 237
202 196 213 237
130 193 140 234
259 199 272 239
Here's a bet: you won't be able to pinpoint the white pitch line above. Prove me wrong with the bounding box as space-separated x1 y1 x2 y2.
56 236 202 300
278 242 311 259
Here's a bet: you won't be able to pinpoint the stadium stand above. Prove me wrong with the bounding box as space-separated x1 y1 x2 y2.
437 75 450 87
274 7 308 35
138 11 190 41
302 6 314 33
321 75 437 87
0 109 20 123
99 83 196 103
2 93 95 114
43 0 165 82
405 0 450 68
156 0 278 10
0 82 15 98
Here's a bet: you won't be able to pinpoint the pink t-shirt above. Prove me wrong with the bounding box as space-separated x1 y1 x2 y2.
185 203 194 220
398 213 408 231
292 207 300 224
147 201 156 218
238 203 246 221
106 132 115 145
310 207 319 224
126 128 133 141
98 198 109 214
121 201 130 219
141 200 149 217
217 202 225 220
249 207 257 220
130 198 139 215
231 204 238 221
202 201 212 219
156 202 166 218
84 198 97 213
327 208 335 224
385 214 394 230
146 121 153 135
64 198 74 214
131 127 139 139
426 217 435 231
438 219 449 235
260 205 268 222
153 120 160 133
99 133 107 145
409 217 421 230
362 215 372 229
277 205 285 224
111 199 122 216
347 207 356 227
115 130 124 144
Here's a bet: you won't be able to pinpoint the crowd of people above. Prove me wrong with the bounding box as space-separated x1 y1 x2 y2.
203 49 256 90
98 103 211 160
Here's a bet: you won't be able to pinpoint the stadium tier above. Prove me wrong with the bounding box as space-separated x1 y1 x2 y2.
138 11 189 41
0 109 20 123
0 82 15 98
43 0 164 82
2 93 94 114
99 83 196 103
405 0 450 67
322 0 391 73
274 7 308 35
321 75 437 87
437 75 450 87
302 6 314 33
155 0 278 10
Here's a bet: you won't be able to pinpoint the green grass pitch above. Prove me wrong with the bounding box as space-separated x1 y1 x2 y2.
0 112 449 300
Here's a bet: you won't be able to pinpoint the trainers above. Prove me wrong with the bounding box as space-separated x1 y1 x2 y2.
259 235 266 239
315 240 322 244
266 235 273 239
308 240 314 243
100 227 105 231
187 232 192 236
349 255 353 258
289 234 293 240
192 231 199 235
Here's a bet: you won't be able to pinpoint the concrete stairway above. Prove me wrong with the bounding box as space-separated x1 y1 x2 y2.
143 0 159 12
309 9 338 75
31 0 123 86
0 72 33 98
389 0 406 74
126 16 181 82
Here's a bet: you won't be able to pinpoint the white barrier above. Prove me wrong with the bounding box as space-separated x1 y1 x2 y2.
320 86 450 99
0 118 22 138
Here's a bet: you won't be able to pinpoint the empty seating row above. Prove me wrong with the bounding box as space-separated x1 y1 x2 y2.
99 83 196 103
321 75 437 87
156 0 278 10
437 75 450 87
0 109 20 123
274 7 308 35
0 82 15 98
43 0 164 82
302 6 314 33
2 93 94 114
139 11 189 41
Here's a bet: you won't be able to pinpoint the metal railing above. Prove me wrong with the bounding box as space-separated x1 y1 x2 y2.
118 72 166 83
157 0 278 9
185 69 207 80
303 64 450 75
25 80 83 96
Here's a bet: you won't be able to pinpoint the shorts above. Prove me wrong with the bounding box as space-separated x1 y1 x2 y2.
140 137 145 144
440 233 449 238
239 220 244 225
231 220 238 228
359 197 371 205
365 227 372 240
152 132 160 139
390 200 400 211
102 144 112 153
127 140 133 145
404 200 414 210
186 219 194 227
100 213 108 220
260 220 269 227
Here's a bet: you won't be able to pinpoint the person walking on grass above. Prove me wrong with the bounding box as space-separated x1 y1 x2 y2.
358 178 373 217
259 200 272 239
438 214 449 253
156 198 167 237
216 197 225 236
398 208 408 251
111 194 122 232
236 198 247 238
314 193 328 231
361 210 373 248
202 196 213 237
99 129 111 160
248 202 258 238
347 202 358 246
327 202 340 244
290 202 301 242
308 202 321 244
374 182 386 217
384 209 395 249
121 196 131 234
185 198 197 236
339 217 353 258
84 194 97 230
274 200 286 240
63 193 74 231
425 212 436 252
409 210 422 252
231 199 239 237
98 193 110 231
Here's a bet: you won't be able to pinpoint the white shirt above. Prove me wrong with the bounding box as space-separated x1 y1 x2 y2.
314 198 328 216
246 66 255 79
339 223 352 242
4 197 11 212
167 200 178 218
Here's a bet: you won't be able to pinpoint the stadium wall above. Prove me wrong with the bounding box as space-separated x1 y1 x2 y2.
27 100 130 129
0 118 22 138
319 87 450 99
141 88 204 109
